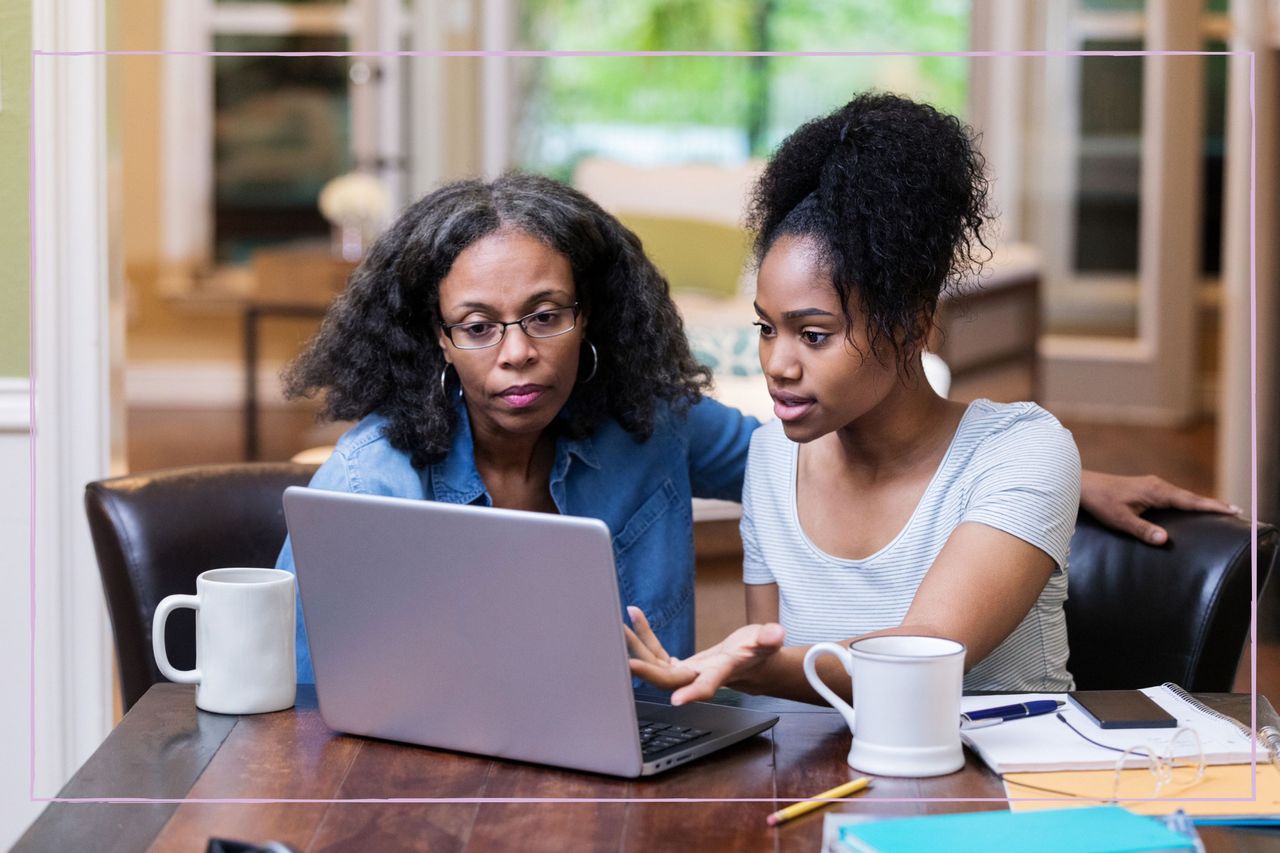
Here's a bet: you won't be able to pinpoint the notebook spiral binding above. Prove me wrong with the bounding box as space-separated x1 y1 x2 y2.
1162 681 1280 766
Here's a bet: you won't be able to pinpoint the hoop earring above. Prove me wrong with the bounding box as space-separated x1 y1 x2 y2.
440 363 455 398
581 341 598 384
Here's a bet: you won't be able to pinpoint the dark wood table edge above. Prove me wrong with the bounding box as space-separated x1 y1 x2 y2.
12 684 241 851
12 686 1278 852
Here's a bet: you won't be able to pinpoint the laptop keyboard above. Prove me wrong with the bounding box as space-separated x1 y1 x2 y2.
638 719 711 759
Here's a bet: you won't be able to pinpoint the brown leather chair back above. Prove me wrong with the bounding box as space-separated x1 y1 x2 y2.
85 463 318 712
1066 509 1277 691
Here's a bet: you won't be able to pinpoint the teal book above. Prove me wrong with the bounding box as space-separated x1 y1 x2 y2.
833 806 1195 853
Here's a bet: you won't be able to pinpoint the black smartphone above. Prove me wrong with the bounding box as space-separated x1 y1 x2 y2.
1066 690 1178 729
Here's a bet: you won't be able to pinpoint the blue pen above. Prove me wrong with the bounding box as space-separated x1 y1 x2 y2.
960 700 1064 729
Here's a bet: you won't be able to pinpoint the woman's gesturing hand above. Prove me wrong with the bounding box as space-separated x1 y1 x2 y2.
624 606 785 705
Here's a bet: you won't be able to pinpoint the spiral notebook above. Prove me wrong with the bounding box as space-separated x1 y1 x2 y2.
960 684 1266 774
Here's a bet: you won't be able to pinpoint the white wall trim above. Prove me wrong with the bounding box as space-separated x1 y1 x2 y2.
409 0 454 197
125 361 303 409
31 1 114 797
1034 0 1082 321
1039 335 1194 426
350 0 408 213
1220 0 1277 513
0 424 35 848
1040 334 1154 362
161 0 214 278
1134 2 1203 423
0 378 31 431
1072 11 1144 39
967 0 1031 243
480 0 513 178
1025 3 1208 424
211 2 352 35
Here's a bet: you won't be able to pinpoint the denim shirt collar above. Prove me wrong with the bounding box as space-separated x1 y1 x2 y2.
428 396 600 506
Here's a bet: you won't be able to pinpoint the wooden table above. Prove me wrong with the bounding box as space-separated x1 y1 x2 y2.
15 686 1276 852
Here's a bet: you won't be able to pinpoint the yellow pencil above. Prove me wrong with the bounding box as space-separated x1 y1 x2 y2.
765 777 872 826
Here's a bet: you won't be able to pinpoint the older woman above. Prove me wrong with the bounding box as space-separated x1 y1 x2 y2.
277 174 751 682
277 172 1233 683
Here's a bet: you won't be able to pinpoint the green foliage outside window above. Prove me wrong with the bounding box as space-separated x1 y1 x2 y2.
516 0 970 178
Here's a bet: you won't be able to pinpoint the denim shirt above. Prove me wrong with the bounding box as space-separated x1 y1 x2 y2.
276 396 759 683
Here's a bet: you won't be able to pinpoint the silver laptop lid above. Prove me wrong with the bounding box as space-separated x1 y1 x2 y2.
283 487 645 776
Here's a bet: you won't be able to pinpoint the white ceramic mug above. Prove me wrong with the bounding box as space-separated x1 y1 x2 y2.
152 567 297 715
803 635 966 777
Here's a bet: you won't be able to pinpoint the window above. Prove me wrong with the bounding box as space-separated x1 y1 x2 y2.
514 0 970 179
1072 40 1143 276
1037 0 1229 339
162 0 407 278
213 35 353 263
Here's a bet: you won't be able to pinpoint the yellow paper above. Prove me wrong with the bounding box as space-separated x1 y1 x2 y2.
1003 762 1280 816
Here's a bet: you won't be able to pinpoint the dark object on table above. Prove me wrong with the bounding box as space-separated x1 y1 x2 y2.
208 839 298 853
1067 689 1178 729
85 462 318 712
1065 508 1277 691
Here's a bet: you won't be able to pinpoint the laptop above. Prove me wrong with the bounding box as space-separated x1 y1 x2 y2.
282 487 779 777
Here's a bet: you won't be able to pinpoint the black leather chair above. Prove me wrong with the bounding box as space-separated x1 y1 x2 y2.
1066 508 1278 691
87 464 1273 708
85 463 318 712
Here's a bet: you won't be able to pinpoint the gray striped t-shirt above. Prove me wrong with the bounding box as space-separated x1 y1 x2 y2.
741 399 1080 692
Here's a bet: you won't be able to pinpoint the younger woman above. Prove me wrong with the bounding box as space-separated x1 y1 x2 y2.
629 92 1082 702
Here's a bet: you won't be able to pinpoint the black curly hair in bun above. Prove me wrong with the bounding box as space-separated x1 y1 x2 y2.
747 92 993 369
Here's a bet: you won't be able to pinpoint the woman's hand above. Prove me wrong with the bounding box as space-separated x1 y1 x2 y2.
1080 471 1240 545
624 606 785 705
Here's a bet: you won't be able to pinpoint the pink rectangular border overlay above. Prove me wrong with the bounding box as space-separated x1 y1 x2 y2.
27 46 1259 804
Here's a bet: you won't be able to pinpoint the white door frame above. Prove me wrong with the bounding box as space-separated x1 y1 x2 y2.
159 0 214 290
972 0 1268 505
31 0 115 796
1040 1 1206 425
480 0 514 178
967 0 1032 244
160 0 409 288
972 0 1210 425
1219 0 1277 515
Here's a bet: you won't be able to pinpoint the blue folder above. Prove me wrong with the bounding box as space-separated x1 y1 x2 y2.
835 806 1196 853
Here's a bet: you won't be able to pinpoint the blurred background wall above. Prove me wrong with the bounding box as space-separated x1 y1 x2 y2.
92 3 1265 527
108 1 1266 465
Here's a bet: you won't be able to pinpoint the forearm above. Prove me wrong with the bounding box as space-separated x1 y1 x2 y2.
734 645 833 704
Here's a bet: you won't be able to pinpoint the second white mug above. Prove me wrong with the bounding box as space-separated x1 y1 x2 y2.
803 635 965 777
152 567 297 715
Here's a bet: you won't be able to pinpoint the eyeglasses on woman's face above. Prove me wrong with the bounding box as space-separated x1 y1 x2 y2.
439 303 581 350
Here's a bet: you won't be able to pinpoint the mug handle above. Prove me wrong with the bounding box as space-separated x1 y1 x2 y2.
803 642 857 732
152 594 202 684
